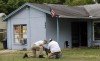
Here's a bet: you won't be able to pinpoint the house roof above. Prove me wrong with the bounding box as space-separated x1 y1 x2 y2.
3 3 100 21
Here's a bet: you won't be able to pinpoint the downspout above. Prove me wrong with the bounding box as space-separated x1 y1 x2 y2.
92 19 94 46
57 16 59 43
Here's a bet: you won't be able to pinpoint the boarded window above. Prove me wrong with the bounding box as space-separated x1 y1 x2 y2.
14 24 27 44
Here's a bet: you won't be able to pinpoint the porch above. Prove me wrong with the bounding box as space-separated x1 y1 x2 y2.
46 16 94 48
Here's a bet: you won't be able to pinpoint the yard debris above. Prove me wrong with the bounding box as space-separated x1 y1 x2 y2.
0 50 17 55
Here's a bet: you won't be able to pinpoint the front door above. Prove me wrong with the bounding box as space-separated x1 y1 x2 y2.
71 22 87 47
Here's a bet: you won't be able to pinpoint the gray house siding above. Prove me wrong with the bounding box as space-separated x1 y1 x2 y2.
46 16 57 41
7 7 46 50
59 20 71 48
7 7 29 50
29 7 46 48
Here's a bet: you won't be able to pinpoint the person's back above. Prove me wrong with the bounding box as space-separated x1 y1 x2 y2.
48 40 61 59
48 41 61 53
34 40 44 46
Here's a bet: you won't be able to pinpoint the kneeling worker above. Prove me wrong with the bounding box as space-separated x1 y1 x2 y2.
32 40 47 58
48 39 61 59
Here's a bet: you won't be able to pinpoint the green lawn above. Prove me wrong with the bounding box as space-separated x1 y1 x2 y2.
0 42 3 50
0 48 100 61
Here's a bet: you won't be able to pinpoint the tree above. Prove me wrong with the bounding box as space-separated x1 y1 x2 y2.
97 0 100 3
0 0 8 13
65 0 94 6
2 0 8 3
6 0 26 14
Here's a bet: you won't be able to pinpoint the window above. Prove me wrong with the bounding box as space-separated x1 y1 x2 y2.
14 24 27 44
94 23 100 40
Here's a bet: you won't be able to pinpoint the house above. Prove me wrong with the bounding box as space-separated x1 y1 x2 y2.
0 13 6 41
3 3 100 50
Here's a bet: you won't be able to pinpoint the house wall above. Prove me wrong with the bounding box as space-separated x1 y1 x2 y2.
7 7 29 50
7 7 46 50
46 17 71 49
46 17 57 41
59 19 72 48
29 7 46 48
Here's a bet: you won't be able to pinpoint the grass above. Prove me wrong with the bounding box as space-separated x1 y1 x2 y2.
0 48 100 61
0 42 3 50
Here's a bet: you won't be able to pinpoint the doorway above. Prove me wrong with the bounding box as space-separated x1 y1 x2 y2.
71 22 87 47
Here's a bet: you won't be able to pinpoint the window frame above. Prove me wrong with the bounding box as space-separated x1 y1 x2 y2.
93 21 100 41
13 24 27 45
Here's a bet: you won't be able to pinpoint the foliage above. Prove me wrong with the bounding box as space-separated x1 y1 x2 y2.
97 0 100 3
0 0 8 14
65 0 94 6
0 0 99 14
6 0 26 14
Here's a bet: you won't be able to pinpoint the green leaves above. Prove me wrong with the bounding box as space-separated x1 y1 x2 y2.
65 0 94 6
0 0 8 14
97 0 100 3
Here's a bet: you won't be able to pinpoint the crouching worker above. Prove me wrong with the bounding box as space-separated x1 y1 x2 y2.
48 39 61 59
31 40 47 58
